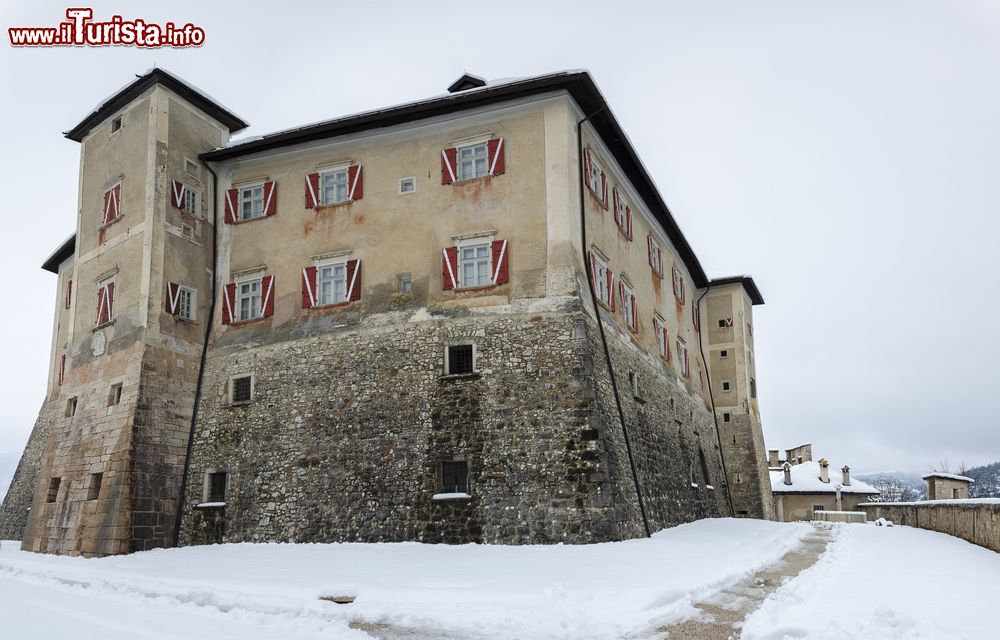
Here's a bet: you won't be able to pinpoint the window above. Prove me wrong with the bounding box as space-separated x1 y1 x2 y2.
647 236 663 277
722 381 731 392
239 184 264 220
207 470 228 503
102 182 122 226
87 473 103 501
65 279 72 309
613 189 632 239
619 281 637 332
440 461 468 494
177 287 196 321
96 275 116 326
180 185 200 215
398 273 412 293
723 412 732 423
65 397 77 417
110 116 122 133
813 505 825 515
447 344 475 375
676 340 690 377
317 262 348 305
591 253 612 307
699 447 712 486
321 168 349 205
671 266 685 304
628 371 642 400
459 243 491 288
184 158 200 178
584 149 607 205
237 279 262 321
108 383 123 406
399 176 416 194
653 315 670 360
47 477 61 503
720 349 729 358
750 377 757 398
458 143 489 181
693 304 700 332
747 322 753 336
231 375 253 404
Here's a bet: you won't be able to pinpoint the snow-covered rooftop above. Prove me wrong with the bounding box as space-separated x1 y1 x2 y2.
770 460 880 494
921 472 974 483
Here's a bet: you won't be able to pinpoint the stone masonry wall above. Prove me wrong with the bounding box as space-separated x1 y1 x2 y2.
859 502 1000 553
180 298 621 546
0 403 58 540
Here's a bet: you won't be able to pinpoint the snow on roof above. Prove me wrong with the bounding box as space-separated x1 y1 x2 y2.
770 460 880 495
921 472 974 483
860 498 1000 507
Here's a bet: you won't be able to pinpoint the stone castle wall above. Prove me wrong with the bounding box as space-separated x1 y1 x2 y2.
859 501 1000 553
0 403 58 540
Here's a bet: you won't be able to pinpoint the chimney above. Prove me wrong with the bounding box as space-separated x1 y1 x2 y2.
842 465 851 486
819 458 830 483
768 450 781 467
783 462 792 485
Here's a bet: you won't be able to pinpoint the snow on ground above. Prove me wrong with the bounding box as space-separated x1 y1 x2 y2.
0 518 808 640
742 523 1000 640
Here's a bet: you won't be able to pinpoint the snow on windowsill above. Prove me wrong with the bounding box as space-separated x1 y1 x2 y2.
438 372 481 382
690 483 699 489
195 502 226 509
706 485 715 491
432 493 471 501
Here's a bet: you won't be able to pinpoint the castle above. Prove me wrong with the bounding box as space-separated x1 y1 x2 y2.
0 69 775 556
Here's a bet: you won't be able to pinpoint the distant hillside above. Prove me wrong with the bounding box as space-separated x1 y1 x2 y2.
966 461 1000 498
0 452 20 503
855 471 925 502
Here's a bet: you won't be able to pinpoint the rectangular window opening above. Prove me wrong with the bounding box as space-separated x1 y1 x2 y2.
231 375 253 404
178 287 196 321
237 279 262 321
207 471 228 503
239 185 265 220
721 381 731 392
398 273 412 293
723 412 732 423
459 242 491 288
447 344 474 375
87 472 103 501
108 383 123 406
317 262 348 305
458 143 488 181
321 169 349 205
65 397 77 417
720 349 729 358
47 477 61 503
440 460 469 494
399 176 416 194
110 116 122 133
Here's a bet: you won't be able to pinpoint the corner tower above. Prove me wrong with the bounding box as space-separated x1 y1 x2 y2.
4 70 246 555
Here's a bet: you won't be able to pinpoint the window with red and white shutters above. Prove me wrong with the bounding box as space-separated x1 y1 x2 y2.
441 138 506 185
102 183 121 226
224 181 276 223
441 240 509 290
613 188 632 240
96 280 115 326
65 279 72 310
584 149 608 209
166 282 181 315
693 303 701 332
619 281 638 333
222 276 274 324
647 236 663 278
653 316 671 360
301 260 362 308
677 340 690 377
304 166 362 208
588 252 615 310
672 266 686 304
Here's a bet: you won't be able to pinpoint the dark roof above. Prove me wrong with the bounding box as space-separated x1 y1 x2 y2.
447 73 488 93
201 70 752 293
64 68 249 142
709 276 765 305
42 235 75 273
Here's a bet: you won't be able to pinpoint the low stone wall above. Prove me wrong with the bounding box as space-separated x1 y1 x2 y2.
859 501 1000 553
813 510 866 524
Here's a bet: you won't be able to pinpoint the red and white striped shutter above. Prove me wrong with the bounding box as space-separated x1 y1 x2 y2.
347 165 363 200
442 247 459 290
631 294 638 331
487 138 505 176
680 277 686 304
584 149 592 185
346 259 362 301
106 282 115 319
613 189 621 226
441 148 458 185
625 203 632 238
96 286 104 324
170 180 184 209
608 270 616 311
589 252 597 295
58 354 65 386
112 184 121 221
693 304 700 331
305 173 320 208
166 282 180 315
491 240 509 285
263 181 277 216
600 172 608 208
260 275 275 318
301 266 317 308
102 189 113 225
222 283 237 324
65 279 72 309
224 188 238 224
664 326 671 360
647 236 654 268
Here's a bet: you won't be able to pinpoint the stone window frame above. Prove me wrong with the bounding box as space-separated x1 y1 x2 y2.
319 163 351 206
721 380 732 393
234 270 263 322
722 411 732 423
87 472 103 501
108 382 123 406
237 181 266 221
444 342 477 376
46 477 61 503
455 232 496 290
200 467 230 506
227 373 255 406
65 396 78 417
433 454 471 500
398 176 417 195
177 285 198 322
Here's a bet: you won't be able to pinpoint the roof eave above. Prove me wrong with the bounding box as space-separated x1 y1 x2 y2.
709 276 765 305
42 234 76 273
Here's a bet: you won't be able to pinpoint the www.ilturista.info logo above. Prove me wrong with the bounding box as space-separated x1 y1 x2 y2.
9 8 205 48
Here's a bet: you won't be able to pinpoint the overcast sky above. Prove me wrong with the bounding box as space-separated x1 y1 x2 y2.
1 0 997 474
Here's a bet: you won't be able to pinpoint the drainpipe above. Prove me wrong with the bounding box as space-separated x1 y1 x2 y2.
696 286 737 518
577 108 650 539
172 162 220 548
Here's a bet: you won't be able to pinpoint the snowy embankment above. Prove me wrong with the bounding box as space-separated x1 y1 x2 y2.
742 523 1000 640
0 518 808 640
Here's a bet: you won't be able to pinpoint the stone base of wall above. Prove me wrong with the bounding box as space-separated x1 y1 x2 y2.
0 402 57 540
859 502 1000 553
